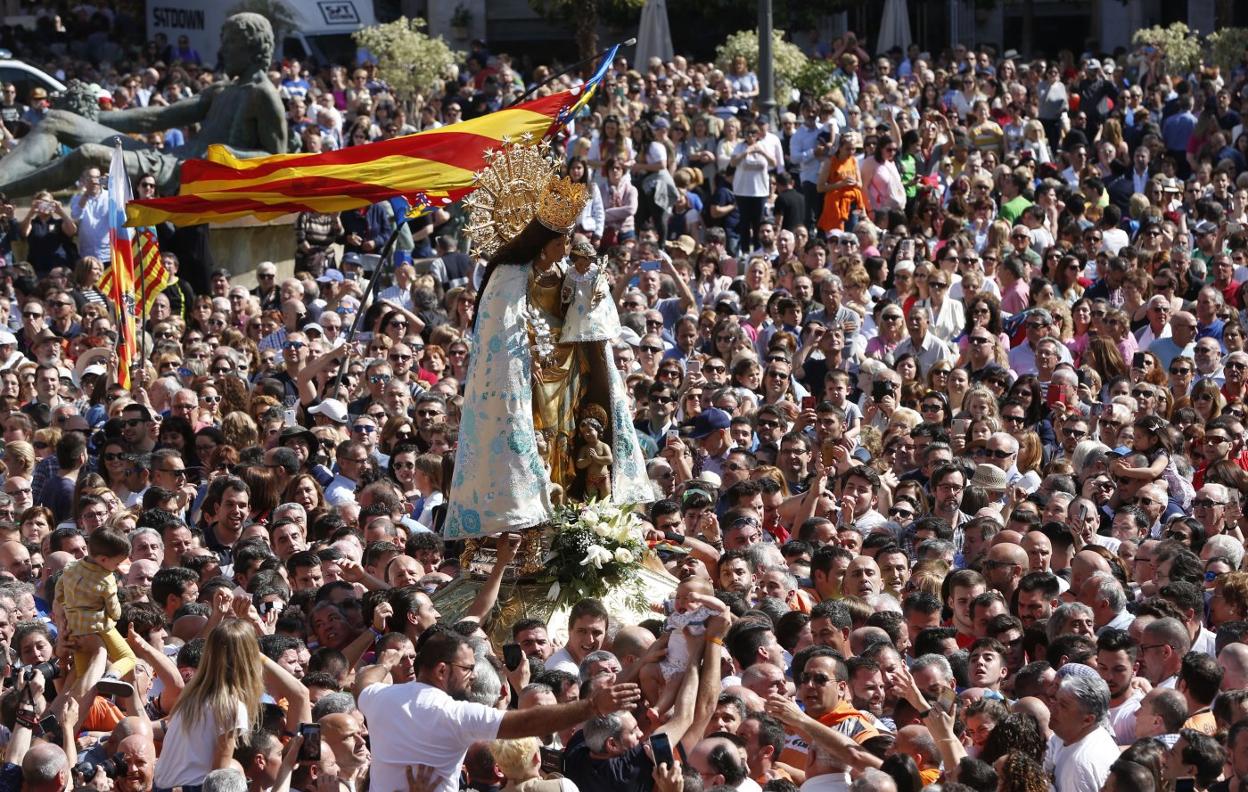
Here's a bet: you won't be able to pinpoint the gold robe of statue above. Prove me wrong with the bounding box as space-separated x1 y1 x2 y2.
527 258 586 492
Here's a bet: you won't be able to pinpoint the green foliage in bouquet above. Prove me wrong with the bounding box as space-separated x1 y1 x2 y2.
543 501 649 609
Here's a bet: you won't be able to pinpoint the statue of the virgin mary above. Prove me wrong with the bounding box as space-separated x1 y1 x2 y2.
443 137 651 539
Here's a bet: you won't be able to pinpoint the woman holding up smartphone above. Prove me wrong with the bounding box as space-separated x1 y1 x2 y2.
20 191 76 276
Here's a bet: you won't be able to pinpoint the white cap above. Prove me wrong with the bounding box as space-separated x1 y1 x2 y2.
695 471 722 489
82 363 107 379
0 330 16 345
308 398 348 424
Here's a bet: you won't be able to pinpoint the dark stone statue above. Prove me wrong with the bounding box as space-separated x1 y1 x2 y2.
0 12 288 197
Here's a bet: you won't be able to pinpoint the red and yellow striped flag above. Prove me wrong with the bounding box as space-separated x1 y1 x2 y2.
125 88 593 227
101 227 168 318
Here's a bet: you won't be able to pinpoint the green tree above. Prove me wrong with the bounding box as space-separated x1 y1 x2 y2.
1208 28 1248 77
352 18 461 106
716 29 809 107
1133 22 1204 75
528 0 645 63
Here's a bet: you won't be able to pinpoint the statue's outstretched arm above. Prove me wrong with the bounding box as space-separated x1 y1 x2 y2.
98 93 208 134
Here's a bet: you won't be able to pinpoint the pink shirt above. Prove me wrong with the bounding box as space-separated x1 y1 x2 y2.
1000 279 1030 315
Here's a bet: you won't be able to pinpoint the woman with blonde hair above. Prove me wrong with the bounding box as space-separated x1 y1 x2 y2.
154 619 306 789
3 441 34 480
889 406 923 433
491 737 578 792
906 559 950 598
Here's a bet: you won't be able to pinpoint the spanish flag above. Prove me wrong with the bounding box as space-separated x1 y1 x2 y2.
126 77 610 228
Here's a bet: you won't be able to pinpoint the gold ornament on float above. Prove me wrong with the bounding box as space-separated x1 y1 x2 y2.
463 133 558 257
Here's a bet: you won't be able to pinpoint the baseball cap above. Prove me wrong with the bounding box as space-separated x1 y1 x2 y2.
308 399 348 424
316 269 344 284
682 408 731 440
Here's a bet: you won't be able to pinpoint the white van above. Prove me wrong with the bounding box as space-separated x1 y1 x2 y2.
147 0 376 68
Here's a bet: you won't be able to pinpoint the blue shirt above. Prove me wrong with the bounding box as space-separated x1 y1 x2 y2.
789 122 827 183
1198 318 1226 349
1162 111 1197 151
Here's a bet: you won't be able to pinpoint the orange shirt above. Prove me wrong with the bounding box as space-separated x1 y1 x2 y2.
82 696 123 734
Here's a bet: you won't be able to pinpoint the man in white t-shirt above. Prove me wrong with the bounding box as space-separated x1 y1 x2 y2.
1096 630 1143 744
1049 674 1118 792
356 631 640 792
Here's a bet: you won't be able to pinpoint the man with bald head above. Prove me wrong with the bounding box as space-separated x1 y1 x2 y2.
79 716 155 783
609 625 655 671
0 540 32 582
126 558 161 589
991 529 1024 547
688 734 753 789
1150 309 1198 369
320 711 370 786
1219 643 1248 692
892 724 941 784
114 733 156 792
1070 550 1112 600
983 543 1028 601
23 742 70 792
740 662 787 700
841 555 882 599
1021 531 1055 573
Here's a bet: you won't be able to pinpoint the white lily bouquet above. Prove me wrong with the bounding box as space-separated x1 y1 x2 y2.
543 501 649 608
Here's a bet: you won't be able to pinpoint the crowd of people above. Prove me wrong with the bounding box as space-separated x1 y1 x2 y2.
3 5 1248 792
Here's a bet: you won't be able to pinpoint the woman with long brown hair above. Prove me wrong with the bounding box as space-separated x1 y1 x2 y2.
1084 337 1128 384
154 619 307 789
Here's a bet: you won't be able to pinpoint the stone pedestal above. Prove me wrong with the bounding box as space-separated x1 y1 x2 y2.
206 214 299 288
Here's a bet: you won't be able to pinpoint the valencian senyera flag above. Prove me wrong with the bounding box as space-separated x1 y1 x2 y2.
125 51 620 228
106 144 138 389
99 226 168 319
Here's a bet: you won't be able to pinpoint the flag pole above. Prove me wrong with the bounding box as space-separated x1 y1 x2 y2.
135 226 147 369
330 221 407 396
